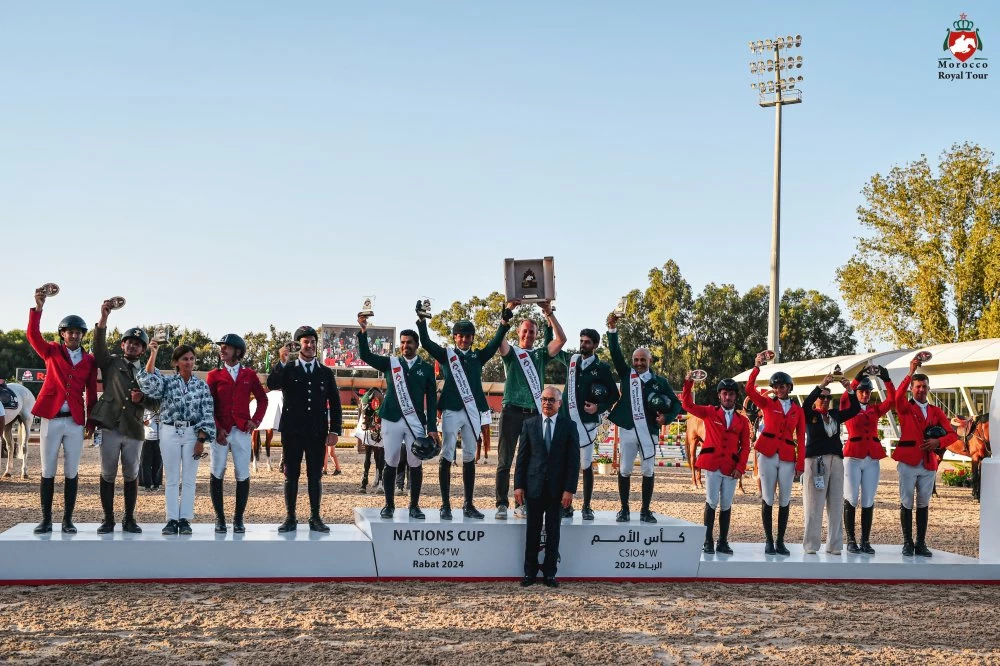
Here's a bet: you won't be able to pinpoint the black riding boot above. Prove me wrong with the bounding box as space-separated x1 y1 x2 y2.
775 504 790 555
860 506 875 554
914 507 932 557
717 508 733 554
97 478 116 534
122 479 142 533
233 478 249 533
463 461 484 519
761 501 775 554
581 467 595 520
900 505 914 555
702 503 716 554
278 477 298 532
210 475 227 533
34 477 55 534
408 466 425 519
616 474 631 522
380 466 396 519
844 500 859 553
62 476 79 534
439 459 452 519
639 475 656 523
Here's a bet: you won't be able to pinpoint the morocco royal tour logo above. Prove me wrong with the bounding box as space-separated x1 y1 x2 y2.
944 14 983 62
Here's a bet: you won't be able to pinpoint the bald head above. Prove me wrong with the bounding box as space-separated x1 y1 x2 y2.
632 347 651 373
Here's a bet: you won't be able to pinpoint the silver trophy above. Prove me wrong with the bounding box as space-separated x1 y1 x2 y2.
153 324 172 344
286 340 302 360
864 364 881 377
760 349 776 363
358 296 375 319
39 283 60 297
108 296 127 310
613 296 629 316
417 298 432 319
915 350 933 363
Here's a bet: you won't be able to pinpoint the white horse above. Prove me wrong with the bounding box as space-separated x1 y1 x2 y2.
1 382 36 479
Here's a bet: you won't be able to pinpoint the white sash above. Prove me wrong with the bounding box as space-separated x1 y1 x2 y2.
629 371 656 461
567 354 597 449
509 343 544 413
445 346 483 442
388 356 427 438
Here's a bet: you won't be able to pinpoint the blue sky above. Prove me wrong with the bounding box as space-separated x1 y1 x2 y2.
2 2 997 349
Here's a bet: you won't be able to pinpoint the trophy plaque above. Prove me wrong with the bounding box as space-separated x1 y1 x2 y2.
760 349 776 363
689 369 708 382
613 296 629 317
286 341 302 360
832 364 843 378
417 298 432 319
864 364 881 377
108 296 127 310
39 283 60 297
153 324 172 344
504 257 555 303
915 351 933 363
358 297 375 319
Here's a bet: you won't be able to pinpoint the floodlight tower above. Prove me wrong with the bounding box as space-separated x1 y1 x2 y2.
749 35 803 363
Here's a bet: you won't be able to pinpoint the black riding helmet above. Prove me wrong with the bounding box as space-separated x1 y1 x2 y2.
122 327 149 348
717 378 739 394
411 435 442 461
217 333 247 359
294 325 318 341
856 378 874 392
769 371 793 389
58 315 88 335
452 320 475 336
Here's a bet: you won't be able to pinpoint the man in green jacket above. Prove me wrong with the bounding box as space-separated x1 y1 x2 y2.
417 303 512 520
90 299 158 534
606 312 681 524
496 301 567 519
358 316 439 519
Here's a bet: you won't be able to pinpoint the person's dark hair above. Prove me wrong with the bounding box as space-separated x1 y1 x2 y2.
400 329 419 345
580 328 600 345
172 344 196 368
912 373 929 384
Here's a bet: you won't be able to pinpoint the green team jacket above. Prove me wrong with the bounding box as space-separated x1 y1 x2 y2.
607 330 680 434
417 318 509 414
357 332 437 432
501 325 555 408
555 351 620 423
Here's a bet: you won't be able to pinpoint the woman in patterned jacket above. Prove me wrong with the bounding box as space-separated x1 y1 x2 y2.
138 342 216 535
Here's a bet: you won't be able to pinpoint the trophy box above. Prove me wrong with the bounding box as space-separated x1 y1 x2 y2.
504 257 555 303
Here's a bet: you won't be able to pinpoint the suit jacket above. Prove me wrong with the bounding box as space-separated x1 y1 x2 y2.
206 366 268 434
556 352 620 424
267 359 343 442
606 330 681 433
27 308 98 426
90 325 158 439
514 414 580 500
356 333 437 431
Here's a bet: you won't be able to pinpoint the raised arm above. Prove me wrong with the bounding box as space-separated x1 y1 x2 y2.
744 364 768 410
356 327 390 373
93 300 112 368
606 328 630 378
681 376 714 420
416 318 448 364
837 380 861 424
480 307 514 361
541 302 567 358
27 302 54 360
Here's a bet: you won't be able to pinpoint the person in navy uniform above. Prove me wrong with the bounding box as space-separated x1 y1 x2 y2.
267 326 343 533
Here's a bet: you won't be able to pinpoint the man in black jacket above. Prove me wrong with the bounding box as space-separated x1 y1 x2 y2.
267 326 343 533
514 386 580 588
801 374 860 555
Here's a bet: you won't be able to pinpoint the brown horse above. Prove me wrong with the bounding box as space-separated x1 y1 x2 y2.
946 415 992 501
684 413 753 494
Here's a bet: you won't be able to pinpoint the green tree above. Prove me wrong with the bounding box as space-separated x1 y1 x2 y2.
644 260 693 381
779 289 857 360
836 142 1000 346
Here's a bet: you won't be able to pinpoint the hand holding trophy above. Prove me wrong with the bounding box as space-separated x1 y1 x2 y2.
415 298 432 321
35 283 59 310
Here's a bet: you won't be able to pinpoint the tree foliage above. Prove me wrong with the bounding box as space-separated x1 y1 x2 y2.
836 142 1000 346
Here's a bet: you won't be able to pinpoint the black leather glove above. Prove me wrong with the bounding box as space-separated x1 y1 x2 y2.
854 367 866 382
415 300 427 320
878 365 890 382
501 307 514 324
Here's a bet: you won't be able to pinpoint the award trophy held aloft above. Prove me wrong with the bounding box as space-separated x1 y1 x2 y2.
416 298 432 319
504 257 555 303
107 296 127 310
358 297 375 320
38 283 60 298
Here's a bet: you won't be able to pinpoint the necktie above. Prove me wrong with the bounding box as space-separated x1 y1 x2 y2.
544 418 553 453
305 362 312 374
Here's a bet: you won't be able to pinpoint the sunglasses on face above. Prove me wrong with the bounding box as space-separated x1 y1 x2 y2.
817 395 831 401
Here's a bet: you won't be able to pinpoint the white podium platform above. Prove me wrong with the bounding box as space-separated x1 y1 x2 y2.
981 458 1000 564
0 523 377 583
696 542 1000 583
354 508 704 579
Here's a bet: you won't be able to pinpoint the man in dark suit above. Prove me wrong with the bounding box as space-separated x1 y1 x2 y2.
514 386 580 588
267 326 343 533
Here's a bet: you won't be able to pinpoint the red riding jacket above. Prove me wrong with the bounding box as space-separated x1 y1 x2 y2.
839 378 895 460
891 375 957 471
745 366 806 473
681 380 751 476
27 308 98 426
207 366 268 435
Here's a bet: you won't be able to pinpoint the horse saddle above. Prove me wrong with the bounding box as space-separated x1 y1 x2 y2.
0 386 18 411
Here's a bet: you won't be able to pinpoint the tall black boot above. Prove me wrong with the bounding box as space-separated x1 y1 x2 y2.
616 474 631 522
122 479 142 533
408 466 425 519
278 477 298 532
581 467 595 520
761 501 775 554
380 466 396 519
639 475 657 523
97 478 116 534
775 504 790 555
33 477 55 534
860 506 875 554
439 460 452 519
233 479 249 533
900 505 914 555
702 503 716 554
62 476 79 534
210 475 227 533
717 508 733 554
844 500 859 553
914 507 932 557
463 461 484 519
